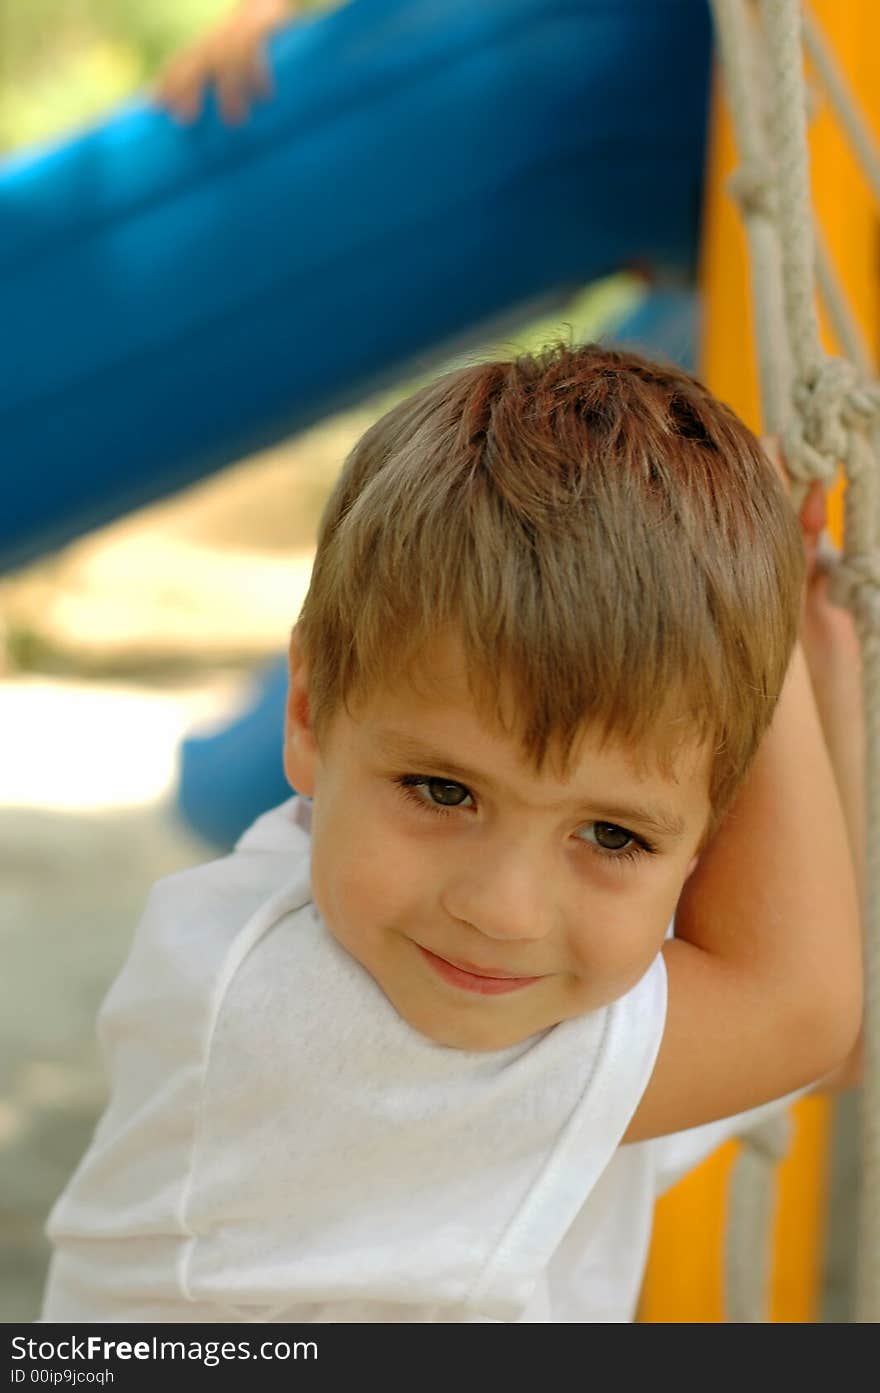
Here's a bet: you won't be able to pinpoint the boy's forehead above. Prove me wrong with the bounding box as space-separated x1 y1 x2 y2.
346 634 713 817
373 629 698 744
366 707 709 799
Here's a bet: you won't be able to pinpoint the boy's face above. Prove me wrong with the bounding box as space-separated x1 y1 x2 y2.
285 632 712 1052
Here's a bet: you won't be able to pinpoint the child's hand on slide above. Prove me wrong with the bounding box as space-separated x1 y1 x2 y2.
154 0 296 126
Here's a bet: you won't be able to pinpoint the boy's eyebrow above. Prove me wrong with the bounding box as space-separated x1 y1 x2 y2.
374 731 688 839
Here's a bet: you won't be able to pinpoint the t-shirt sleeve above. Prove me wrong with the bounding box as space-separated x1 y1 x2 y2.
650 1088 810 1196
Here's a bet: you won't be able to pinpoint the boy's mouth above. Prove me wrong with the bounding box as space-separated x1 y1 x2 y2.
415 945 543 996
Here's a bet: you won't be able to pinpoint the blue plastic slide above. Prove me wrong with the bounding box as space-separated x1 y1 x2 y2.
1 0 712 844
0 0 711 574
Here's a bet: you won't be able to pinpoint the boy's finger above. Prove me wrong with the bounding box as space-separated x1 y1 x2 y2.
157 86 205 125
153 56 208 123
816 529 842 575
164 81 206 125
248 47 275 100
215 41 274 122
154 47 207 93
215 67 252 125
799 478 827 538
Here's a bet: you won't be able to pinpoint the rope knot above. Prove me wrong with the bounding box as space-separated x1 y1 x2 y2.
727 161 777 219
783 357 880 483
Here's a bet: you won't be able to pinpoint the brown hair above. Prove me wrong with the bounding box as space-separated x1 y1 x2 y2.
296 342 803 827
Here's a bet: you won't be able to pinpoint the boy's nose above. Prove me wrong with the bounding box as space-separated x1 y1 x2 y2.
440 847 555 943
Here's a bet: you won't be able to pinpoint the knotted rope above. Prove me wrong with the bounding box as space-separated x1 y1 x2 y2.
710 0 880 1322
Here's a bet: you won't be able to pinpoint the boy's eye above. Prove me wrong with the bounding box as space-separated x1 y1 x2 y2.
393 774 475 815
582 821 635 852
425 778 470 807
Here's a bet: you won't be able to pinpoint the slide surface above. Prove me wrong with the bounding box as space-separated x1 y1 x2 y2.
1 0 711 572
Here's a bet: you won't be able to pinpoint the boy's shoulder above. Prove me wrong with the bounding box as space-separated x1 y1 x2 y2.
150 794 310 904
154 794 308 923
100 797 313 1028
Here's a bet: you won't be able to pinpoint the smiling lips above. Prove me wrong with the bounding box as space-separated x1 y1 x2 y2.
416 945 543 996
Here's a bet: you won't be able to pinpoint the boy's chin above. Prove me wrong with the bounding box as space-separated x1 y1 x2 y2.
392 996 555 1054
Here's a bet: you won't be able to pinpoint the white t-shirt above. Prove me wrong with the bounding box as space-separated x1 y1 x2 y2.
41 797 792 1323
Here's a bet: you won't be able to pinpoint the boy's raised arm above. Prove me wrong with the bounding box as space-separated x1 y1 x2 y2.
801 515 865 1093
623 635 863 1143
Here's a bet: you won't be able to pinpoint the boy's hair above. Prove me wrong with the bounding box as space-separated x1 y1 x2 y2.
296 342 804 829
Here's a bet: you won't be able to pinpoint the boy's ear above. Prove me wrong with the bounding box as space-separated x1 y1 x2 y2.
284 626 318 796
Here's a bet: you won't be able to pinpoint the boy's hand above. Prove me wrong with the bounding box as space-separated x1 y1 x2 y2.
153 0 296 126
763 436 865 1095
760 434 859 680
760 435 862 727
761 433 823 561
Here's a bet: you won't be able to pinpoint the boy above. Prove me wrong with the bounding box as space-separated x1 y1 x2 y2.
41 344 862 1322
